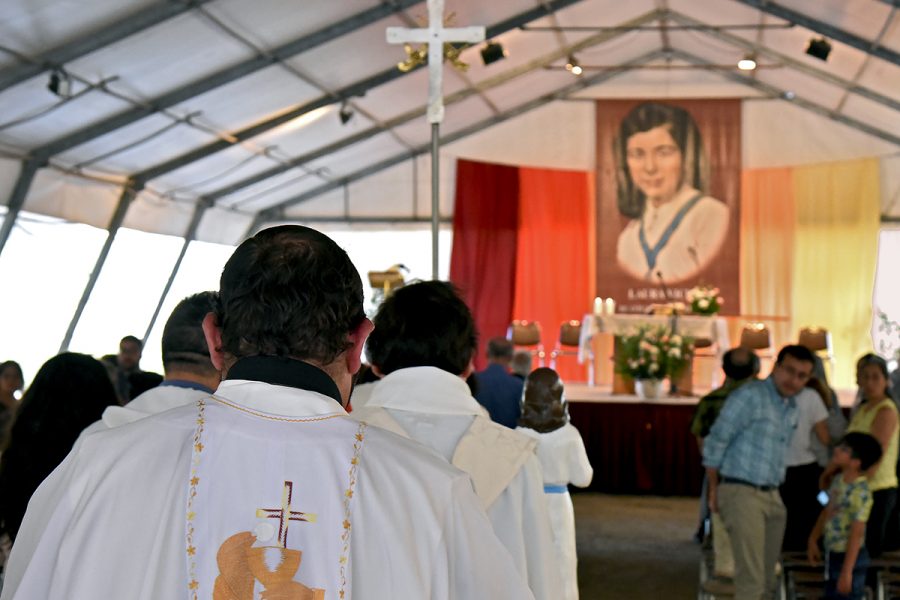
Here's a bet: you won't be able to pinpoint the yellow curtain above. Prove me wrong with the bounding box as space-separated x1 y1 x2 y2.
740 168 795 350
791 158 880 388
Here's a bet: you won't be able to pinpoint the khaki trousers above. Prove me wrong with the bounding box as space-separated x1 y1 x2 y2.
717 483 786 600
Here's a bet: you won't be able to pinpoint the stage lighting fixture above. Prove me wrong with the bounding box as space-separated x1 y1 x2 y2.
480 41 507 65
565 55 583 76
737 54 757 71
805 37 831 61
47 68 72 97
338 101 354 125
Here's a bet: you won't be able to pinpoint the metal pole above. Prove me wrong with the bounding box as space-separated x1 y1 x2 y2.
0 159 41 258
59 184 138 353
431 122 440 280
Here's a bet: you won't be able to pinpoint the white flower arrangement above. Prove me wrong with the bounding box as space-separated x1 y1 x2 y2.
615 325 693 381
686 285 723 316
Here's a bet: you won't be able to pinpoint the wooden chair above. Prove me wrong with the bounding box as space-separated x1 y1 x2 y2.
549 320 593 384
798 327 835 381
507 320 545 367
740 322 774 373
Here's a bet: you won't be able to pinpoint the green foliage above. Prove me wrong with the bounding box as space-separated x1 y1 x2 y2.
614 325 693 380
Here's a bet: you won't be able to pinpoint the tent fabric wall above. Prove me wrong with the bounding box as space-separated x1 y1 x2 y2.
513 166 594 382
449 159 520 371
791 158 881 388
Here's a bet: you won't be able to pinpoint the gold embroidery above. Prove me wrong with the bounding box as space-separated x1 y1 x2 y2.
338 422 367 599
213 532 325 600
255 481 317 548
211 395 345 423
186 399 206 599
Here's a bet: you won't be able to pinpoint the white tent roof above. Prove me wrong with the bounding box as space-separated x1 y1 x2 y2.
1 0 898 247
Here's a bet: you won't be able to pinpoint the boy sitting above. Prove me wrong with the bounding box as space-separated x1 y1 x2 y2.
807 432 883 600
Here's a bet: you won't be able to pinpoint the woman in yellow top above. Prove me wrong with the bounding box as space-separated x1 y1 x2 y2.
840 354 898 557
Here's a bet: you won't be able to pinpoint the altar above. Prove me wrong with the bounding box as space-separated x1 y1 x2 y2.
566 384 703 496
578 313 731 394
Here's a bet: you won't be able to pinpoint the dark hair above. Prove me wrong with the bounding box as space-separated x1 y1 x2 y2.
217 225 365 365
0 353 118 540
518 367 568 433
486 337 514 361
128 371 164 398
162 291 218 375
776 344 816 367
840 432 883 472
366 281 476 376
0 361 23 385
722 347 760 381
857 353 892 399
614 102 708 218
120 335 143 350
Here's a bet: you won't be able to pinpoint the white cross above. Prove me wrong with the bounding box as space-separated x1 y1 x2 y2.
386 0 485 124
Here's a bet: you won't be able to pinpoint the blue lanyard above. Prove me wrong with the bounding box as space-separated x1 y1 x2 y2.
638 192 703 275
159 379 215 394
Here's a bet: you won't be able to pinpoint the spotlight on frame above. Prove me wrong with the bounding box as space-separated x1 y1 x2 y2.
339 101 354 125
565 55 583 76
737 54 757 71
480 41 507 65
805 37 831 61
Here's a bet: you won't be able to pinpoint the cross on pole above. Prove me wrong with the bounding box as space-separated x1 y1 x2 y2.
387 0 485 279
256 481 317 548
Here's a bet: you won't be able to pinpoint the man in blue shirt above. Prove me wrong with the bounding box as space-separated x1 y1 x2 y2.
703 344 815 600
474 338 525 428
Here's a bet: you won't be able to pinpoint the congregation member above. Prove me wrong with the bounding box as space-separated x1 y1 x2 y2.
822 353 898 557
516 367 593 600
111 334 145 403
81 292 220 436
1 225 533 600
353 280 560 599
512 350 534 380
474 337 525 428
704 344 816 600
780 379 831 551
0 361 23 451
689 347 759 576
808 433 883 600
0 354 118 547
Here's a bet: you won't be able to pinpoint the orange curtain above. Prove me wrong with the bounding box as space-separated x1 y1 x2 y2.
513 167 594 382
740 167 795 350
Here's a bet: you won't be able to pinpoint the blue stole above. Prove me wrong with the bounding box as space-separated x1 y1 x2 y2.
638 192 703 276
544 484 568 494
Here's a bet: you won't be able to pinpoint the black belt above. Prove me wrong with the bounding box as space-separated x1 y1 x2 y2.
720 476 778 492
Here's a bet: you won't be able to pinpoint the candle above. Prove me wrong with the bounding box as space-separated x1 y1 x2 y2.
605 298 616 315
593 296 603 315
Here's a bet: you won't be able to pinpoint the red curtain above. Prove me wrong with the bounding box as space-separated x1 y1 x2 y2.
450 159 520 370
513 167 594 382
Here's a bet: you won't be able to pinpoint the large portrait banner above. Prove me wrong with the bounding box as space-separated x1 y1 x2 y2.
595 99 741 315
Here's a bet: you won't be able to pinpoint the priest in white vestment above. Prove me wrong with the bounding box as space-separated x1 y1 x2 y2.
1 226 533 600
80 291 221 437
352 280 562 600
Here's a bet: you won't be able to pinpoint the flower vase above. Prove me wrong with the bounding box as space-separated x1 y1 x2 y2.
635 378 664 400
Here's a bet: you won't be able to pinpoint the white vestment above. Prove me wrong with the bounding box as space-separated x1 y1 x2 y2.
517 424 594 600
80 382 210 437
352 366 561 600
2 375 534 600
616 186 730 283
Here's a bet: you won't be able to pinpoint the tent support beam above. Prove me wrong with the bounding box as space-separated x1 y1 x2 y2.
118 0 588 187
0 159 41 259
29 0 427 160
201 8 664 205
731 0 900 67
140 199 210 344
0 0 215 93
58 184 138 353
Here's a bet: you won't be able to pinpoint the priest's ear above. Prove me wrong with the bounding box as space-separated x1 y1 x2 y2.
346 317 375 375
202 312 228 373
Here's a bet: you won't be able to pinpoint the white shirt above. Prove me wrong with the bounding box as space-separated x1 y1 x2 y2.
785 387 830 466
616 186 730 283
516 423 594 488
352 366 561 600
79 382 210 438
2 378 533 600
